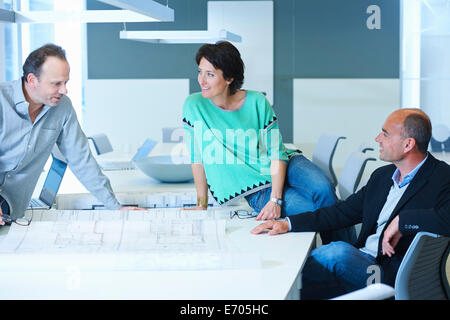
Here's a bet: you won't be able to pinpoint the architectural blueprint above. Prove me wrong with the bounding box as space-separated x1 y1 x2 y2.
0 209 249 271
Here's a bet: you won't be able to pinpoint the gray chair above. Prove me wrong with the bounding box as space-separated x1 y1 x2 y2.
337 151 376 240
312 133 346 186
432 123 450 154
358 143 375 153
395 232 450 300
332 232 450 300
338 151 376 201
87 133 114 155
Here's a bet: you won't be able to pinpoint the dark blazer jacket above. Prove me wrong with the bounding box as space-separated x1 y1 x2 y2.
289 153 450 286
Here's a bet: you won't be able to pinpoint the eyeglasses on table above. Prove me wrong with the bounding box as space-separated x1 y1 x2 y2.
1 213 33 226
0 199 33 226
230 210 258 219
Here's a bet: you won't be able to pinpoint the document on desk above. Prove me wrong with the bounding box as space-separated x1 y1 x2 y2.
0 209 260 271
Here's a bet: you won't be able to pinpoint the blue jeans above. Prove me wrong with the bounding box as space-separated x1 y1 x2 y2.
245 155 337 217
301 241 384 300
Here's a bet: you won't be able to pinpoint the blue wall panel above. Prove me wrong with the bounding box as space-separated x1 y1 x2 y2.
86 0 400 141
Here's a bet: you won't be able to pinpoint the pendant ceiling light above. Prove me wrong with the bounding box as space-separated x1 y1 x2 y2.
120 29 241 44
0 0 174 23
119 0 242 44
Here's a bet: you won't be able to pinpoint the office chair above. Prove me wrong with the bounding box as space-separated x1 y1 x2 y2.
332 232 450 300
395 232 450 300
312 133 346 186
87 133 114 155
358 143 375 153
431 123 450 154
337 151 376 201
326 151 375 243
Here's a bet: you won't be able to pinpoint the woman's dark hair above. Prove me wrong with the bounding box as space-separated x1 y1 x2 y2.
195 41 244 95
22 43 67 82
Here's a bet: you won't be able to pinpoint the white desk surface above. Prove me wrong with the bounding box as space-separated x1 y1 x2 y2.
6 167 316 300
34 142 195 197
0 214 315 300
59 167 196 195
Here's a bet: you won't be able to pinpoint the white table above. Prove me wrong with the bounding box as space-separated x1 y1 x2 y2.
33 142 195 198
6 167 316 300
60 167 195 195
0 214 315 300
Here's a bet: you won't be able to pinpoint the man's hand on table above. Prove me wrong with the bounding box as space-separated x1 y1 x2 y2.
251 220 290 236
255 201 281 221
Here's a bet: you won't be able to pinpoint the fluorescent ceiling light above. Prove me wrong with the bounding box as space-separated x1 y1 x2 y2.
118 1 242 44
13 10 168 23
0 0 174 24
120 29 242 44
97 0 174 22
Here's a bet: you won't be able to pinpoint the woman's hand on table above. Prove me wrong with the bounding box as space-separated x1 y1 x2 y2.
255 201 281 220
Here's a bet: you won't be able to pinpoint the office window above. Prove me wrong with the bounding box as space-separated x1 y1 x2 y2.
21 0 55 58
400 0 450 137
1 0 84 119
1 0 20 82
21 0 84 120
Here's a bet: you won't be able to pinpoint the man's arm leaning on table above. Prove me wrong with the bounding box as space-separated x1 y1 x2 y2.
55 100 143 210
251 182 367 235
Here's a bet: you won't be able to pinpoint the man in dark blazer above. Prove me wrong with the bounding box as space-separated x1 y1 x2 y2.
251 109 450 299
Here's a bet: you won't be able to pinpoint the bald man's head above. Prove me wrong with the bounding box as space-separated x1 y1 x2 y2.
390 108 432 154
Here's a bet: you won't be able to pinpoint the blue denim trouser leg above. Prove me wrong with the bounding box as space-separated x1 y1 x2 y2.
300 241 383 300
245 155 337 216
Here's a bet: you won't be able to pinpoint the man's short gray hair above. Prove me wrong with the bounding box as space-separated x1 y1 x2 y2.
402 112 432 154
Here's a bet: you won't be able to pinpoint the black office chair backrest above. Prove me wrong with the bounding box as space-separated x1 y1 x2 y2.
395 232 450 300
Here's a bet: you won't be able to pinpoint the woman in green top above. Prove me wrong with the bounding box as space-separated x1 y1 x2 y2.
183 41 337 228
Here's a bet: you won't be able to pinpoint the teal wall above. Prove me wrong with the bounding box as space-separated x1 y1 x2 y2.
87 0 399 141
